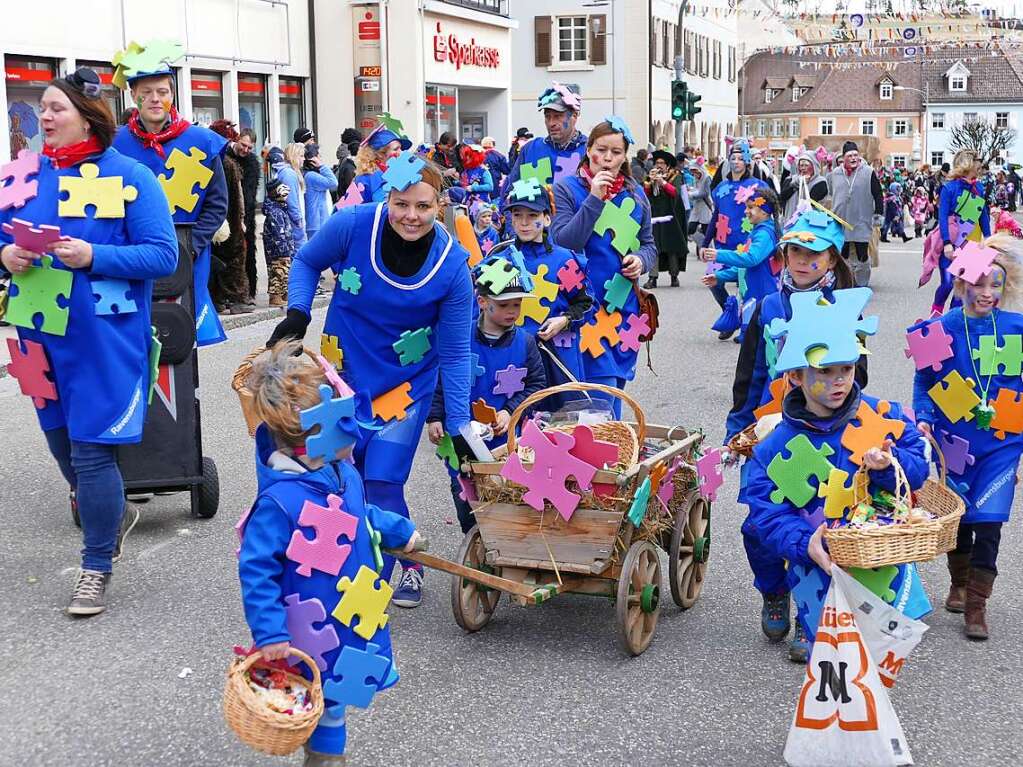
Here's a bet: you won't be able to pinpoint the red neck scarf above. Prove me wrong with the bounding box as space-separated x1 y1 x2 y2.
580 164 626 200
42 135 105 169
127 107 190 159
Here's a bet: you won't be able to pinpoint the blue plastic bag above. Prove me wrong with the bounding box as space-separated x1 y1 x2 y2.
711 294 740 333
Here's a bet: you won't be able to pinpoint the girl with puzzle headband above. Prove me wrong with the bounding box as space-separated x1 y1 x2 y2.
342 118 413 207
268 155 472 610
910 233 1023 641
550 118 657 417
0 68 178 616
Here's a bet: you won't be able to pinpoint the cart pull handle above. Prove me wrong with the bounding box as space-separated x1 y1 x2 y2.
505 382 647 453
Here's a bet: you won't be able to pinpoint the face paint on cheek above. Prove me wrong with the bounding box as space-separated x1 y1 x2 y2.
162 99 173 113
135 96 145 110
562 116 570 132
810 381 826 397
810 262 818 271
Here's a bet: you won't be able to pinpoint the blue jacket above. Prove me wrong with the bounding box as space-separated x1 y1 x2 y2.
938 177 990 245
702 175 769 250
711 219 779 306
461 166 495 202
303 164 338 239
275 165 306 248
261 197 297 262
500 132 588 206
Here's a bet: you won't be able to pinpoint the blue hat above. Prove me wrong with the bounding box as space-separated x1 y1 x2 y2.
768 287 877 372
781 208 847 254
505 177 550 212
367 128 412 151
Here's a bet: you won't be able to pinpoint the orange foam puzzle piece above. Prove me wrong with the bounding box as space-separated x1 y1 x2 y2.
753 376 789 420
991 387 1023 440
471 398 499 426
579 307 622 358
840 400 906 466
371 382 413 422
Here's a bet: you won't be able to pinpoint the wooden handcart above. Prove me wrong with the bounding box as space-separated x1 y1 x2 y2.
394 383 712 656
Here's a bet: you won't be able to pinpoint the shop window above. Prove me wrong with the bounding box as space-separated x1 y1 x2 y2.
77 61 125 125
191 70 224 127
279 77 305 144
238 73 268 149
6 55 56 158
424 83 457 146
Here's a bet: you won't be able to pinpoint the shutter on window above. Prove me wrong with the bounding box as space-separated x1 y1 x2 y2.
886 119 893 138
589 15 606 65
535 16 552 67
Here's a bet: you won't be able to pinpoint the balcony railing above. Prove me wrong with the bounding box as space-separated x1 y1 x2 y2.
439 0 509 16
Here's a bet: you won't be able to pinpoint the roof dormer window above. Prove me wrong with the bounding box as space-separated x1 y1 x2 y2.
879 78 894 100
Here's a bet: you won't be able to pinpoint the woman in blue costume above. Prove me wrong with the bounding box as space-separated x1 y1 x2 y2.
912 234 1023 640
0 68 177 615
268 157 472 609
110 43 228 347
701 140 769 339
348 122 411 205
551 118 656 417
922 148 991 315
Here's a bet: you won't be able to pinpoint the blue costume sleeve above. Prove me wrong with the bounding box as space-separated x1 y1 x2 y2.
365 503 416 549
287 207 356 317
716 266 738 283
190 156 228 256
504 333 547 414
306 165 337 192
938 184 954 244
550 182 605 251
90 166 178 280
277 167 306 246
869 413 929 492
740 452 815 567
979 184 991 236
712 226 774 269
438 265 474 433
238 498 291 648
471 169 494 194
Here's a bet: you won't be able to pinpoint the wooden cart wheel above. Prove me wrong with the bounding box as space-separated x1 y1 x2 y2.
669 493 711 610
615 540 661 656
451 526 500 632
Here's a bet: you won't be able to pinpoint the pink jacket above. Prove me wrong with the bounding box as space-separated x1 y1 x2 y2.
910 195 931 224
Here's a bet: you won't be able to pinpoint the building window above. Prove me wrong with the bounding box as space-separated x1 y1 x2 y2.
557 16 588 64
712 40 722 80
5 55 57 158
424 83 457 145
963 112 978 125
860 119 875 136
891 118 909 137
890 154 907 169
190 70 224 127
789 118 800 138
764 88 775 104
743 119 752 137
931 151 945 167
931 112 945 129
791 86 809 102
950 74 966 91
771 118 783 137
757 120 767 138
279 76 305 142
238 74 268 150
879 80 893 100
820 118 834 135
996 112 1010 129
727 45 736 83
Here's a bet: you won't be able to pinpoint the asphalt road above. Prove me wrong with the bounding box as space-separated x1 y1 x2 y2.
2 236 1020 767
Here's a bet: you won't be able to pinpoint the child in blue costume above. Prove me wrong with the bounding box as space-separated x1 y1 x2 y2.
502 178 594 402
500 83 587 216
237 343 419 767
725 209 864 660
880 182 911 243
110 43 229 346
700 186 781 341
459 144 495 204
551 118 657 417
0 69 177 614
349 123 411 205
701 140 769 338
911 234 1023 641
268 159 473 609
923 149 991 315
471 202 500 255
741 288 932 663
427 272 547 532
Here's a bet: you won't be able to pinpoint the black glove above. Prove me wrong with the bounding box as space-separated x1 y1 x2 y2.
267 308 310 348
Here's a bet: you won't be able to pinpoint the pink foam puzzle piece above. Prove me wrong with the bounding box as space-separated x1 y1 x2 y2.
457 474 478 503
285 494 359 577
618 312 651 353
904 318 954 372
1 218 70 254
6 337 57 408
657 456 685 506
557 258 585 292
500 420 597 521
335 181 365 210
284 594 340 672
948 240 997 285
734 184 758 204
481 238 495 255
568 424 619 470
0 149 40 211
714 213 732 244
696 448 724 501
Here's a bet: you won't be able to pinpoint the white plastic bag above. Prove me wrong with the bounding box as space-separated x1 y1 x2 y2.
783 568 916 767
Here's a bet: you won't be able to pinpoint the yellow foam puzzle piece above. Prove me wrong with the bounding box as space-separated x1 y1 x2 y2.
817 467 866 519
158 147 213 214
332 565 393 640
320 333 344 370
928 370 981 424
58 164 138 218
516 263 560 327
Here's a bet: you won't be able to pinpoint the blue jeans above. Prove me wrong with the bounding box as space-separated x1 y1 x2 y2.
44 427 125 572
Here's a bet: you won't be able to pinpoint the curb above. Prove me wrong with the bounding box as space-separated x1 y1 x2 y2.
0 295 329 380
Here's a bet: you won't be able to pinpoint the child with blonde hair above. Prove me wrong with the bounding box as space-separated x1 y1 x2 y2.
237 342 419 766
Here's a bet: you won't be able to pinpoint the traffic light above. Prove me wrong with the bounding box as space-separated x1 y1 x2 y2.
671 80 687 120
686 89 702 119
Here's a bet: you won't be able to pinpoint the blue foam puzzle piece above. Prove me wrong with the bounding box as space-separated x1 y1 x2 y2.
470 352 485 387
768 287 878 372
299 384 358 461
381 150 425 192
791 563 829 642
91 278 137 315
323 641 390 713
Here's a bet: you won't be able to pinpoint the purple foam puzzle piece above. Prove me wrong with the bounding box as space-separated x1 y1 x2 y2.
553 149 584 185
285 495 359 577
938 429 976 476
1 218 69 254
284 594 340 672
904 318 954 372
657 456 685 506
492 364 527 397
552 328 576 348
0 150 40 211
952 219 974 248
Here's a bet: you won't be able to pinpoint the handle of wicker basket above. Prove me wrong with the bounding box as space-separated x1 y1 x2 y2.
235 647 322 689
922 431 949 486
231 345 323 394
505 382 646 452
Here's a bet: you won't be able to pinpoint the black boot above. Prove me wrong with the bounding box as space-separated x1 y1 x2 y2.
643 276 657 289
670 276 680 287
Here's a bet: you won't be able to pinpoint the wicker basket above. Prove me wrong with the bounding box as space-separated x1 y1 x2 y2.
727 423 758 459
223 648 324 756
231 346 322 437
916 434 966 556
822 456 949 572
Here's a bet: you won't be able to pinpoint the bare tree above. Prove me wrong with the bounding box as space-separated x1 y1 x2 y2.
948 118 1017 166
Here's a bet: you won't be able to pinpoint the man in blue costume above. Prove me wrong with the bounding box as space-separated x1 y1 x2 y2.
111 42 229 346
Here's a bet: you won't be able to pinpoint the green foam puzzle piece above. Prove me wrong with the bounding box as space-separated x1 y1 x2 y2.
766 434 835 506
593 197 641 256
7 254 72 336
435 433 459 471
377 111 405 136
741 216 753 234
971 334 1023 376
627 476 652 527
365 519 384 573
114 40 184 83
338 267 362 295
148 325 162 404
849 565 899 603
519 158 553 187
955 190 985 224
477 257 518 294
602 272 633 313
392 327 432 366
510 177 544 201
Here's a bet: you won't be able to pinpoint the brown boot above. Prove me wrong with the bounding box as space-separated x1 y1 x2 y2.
964 568 996 641
303 746 347 766
945 551 970 613
268 294 285 307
